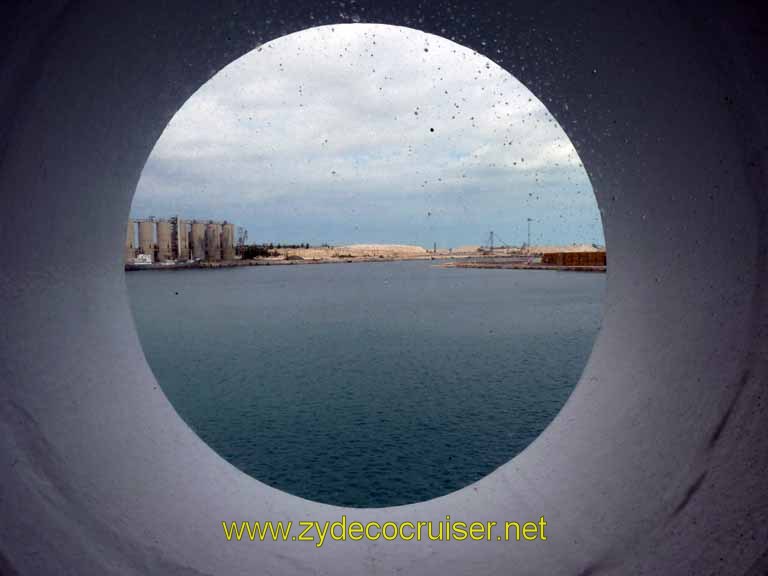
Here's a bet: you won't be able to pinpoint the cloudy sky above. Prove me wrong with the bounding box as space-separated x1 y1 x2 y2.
132 24 603 248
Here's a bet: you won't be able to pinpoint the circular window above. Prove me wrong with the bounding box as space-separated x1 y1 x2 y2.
126 24 605 507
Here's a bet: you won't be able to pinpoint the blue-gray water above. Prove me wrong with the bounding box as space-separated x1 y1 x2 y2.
127 260 604 507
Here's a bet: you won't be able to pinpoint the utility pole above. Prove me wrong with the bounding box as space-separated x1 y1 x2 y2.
526 218 532 251
490 230 494 252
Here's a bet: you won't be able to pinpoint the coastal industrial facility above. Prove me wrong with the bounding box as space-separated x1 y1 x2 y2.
125 217 238 264
124 218 605 273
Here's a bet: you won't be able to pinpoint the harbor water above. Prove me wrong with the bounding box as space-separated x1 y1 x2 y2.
127 260 604 507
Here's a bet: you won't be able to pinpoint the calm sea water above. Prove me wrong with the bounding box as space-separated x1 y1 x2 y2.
126 260 604 507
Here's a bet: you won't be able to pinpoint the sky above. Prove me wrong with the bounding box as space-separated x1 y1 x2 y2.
132 24 604 249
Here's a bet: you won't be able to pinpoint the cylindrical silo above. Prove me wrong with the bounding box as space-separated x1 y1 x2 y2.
124 221 135 262
137 220 154 261
156 220 173 262
214 223 223 259
174 218 189 261
222 222 235 260
205 223 221 261
190 221 206 260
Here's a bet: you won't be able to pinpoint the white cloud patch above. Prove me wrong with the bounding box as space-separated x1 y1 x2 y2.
132 24 603 247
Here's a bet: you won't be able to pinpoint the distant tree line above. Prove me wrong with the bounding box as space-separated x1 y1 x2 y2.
238 243 313 259
239 245 277 258
269 243 311 249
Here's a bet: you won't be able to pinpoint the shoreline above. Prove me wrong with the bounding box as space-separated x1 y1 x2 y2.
126 254 606 273
125 254 447 272
436 261 606 273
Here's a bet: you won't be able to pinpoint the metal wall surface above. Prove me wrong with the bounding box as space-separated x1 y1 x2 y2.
0 2 766 575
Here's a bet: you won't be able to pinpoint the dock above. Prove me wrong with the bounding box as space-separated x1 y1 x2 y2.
436 261 606 273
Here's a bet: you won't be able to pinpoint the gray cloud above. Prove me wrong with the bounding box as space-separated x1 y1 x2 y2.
132 24 603 248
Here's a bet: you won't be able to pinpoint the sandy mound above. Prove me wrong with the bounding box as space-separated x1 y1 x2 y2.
277 244 429 260
336 244 428 256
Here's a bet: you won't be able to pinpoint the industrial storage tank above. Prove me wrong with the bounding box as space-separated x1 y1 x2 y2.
205 223 222 261
137 220 154 260
174 218 189 261
156 220 173 262
190 221 206 260
124 221 135 262
222 222 235 260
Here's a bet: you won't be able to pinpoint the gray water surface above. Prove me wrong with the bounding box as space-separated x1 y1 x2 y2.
127 260 604 507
